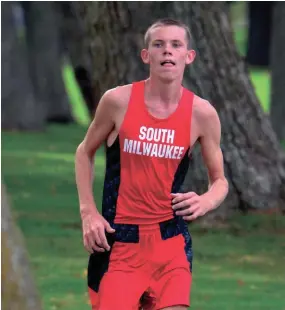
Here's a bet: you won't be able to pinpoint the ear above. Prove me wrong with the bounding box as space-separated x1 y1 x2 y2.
186 49 196 65
141 49 150 64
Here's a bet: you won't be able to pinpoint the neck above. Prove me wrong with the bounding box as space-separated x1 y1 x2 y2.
145 76 183 105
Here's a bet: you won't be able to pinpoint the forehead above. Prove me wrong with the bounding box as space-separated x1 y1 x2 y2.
149 25 187 42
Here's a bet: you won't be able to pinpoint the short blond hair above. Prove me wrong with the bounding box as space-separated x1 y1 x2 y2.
144 18 192 48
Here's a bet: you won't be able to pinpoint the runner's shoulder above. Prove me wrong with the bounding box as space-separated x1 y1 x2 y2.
102 84 133 110
192 94 219 124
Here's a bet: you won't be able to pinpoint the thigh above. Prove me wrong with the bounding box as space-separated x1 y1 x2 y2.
152 235 192 309
155 266 191 309
98 270 147 310
98 241 148 310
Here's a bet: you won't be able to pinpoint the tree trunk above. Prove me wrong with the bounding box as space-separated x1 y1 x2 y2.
76 2 152 92
1 183 42 310
77 1 285 221
58 2 91 72
58 2 97 116
1 1 45 130
175 1 285 221
270 2 285 142
23 1 73 124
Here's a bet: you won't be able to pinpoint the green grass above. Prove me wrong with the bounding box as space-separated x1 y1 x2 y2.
250 70 271 113
62 60 91 126
230 2 271 113
2 125 102 310
2 6 281 309
2 125 285 310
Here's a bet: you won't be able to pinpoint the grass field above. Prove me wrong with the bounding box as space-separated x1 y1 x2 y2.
230 2 271 114
2 5 284 310
2 125 285 310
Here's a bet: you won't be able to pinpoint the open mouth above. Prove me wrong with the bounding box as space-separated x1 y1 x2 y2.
160 60 175 66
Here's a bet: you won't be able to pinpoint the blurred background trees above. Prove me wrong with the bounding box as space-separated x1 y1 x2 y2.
270 2 285 143
2 1 285 308
75 1 285 221
2 1 73 130
4 1 284 217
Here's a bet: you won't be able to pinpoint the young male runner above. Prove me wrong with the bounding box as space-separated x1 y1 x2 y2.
75 18 229 310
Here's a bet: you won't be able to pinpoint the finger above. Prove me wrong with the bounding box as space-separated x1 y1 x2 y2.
90 228 105 252
186 196 200 206
183 210 200 221
84 234 101 253
98 227 110 251
92 227 103 247
92 244 105 253
175 208 192 216
176 203 199 216
183 214 197 221
171 192 196 197
83 238 93 254
171 192 196 204
172 200 189 210
104 221 116 233
187 204 201 214
172 197 199 210
85 232 105 253
170 193 182 203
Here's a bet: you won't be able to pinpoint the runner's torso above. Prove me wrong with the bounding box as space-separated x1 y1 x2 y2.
102 80 194 225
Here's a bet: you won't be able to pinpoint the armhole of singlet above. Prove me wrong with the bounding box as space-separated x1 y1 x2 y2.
185 89 194 153
118 80 145 134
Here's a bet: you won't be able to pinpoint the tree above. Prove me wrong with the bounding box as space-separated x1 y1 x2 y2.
58 2 97 117
22 1 73 124
1 1 45 130
77 1 285 220
270 2 285 142
1 183 42 310
1 1 73 131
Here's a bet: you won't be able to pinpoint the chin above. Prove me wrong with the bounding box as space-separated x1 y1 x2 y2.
150 68 183 84
158 73 180 83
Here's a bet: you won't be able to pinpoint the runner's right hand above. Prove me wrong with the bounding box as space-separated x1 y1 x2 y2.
81 208 115 253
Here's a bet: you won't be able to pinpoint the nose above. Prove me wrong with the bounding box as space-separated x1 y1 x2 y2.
163 42 173 55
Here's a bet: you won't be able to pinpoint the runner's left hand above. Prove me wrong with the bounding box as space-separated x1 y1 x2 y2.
171 192 213 221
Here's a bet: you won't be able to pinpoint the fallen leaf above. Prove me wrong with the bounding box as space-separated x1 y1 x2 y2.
237 279 245 286
50 184 57 195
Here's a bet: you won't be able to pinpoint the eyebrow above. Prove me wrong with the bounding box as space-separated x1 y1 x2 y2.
152 39 183 43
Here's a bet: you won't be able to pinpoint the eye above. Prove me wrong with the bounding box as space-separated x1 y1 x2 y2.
172 42 182 48
153 41 163 48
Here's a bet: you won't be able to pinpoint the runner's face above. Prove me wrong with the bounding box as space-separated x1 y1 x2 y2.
141 25 195 82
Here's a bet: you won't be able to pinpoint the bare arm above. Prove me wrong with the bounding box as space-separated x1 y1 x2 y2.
198 103 228 210
75 90 116 210
172 100 228 221
75 89 118 252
